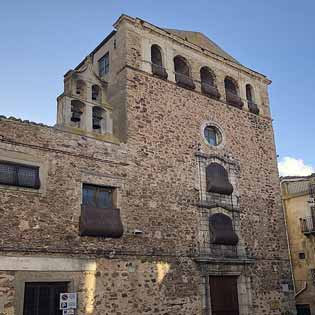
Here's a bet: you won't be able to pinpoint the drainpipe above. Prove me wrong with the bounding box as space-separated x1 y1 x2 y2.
280 181 296 294
295 281 307 297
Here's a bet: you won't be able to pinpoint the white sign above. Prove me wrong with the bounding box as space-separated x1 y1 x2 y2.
62 310 75 315
60 293 77 310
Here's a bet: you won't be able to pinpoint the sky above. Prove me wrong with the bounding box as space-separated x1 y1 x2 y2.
0 0 314 176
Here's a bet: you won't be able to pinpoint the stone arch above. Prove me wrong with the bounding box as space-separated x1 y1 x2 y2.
173 55 195 89
75 79 86 99
151 44 168 79
70 100 85 127
246 84 254 102
92 106 106 133
224 76 243 109
246 84 259 114
151 44 163 67
174 55 191 77
200 66 215 86
92 84 101 103
200 66 220 99
224 76 239 95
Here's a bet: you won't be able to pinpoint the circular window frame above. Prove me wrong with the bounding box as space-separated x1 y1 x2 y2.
201 121 225 149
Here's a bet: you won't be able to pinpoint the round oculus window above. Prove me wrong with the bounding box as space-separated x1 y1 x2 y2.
204 125 222 146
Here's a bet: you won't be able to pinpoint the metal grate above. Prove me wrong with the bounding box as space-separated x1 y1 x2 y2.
0 161 40 189
23 282 68 315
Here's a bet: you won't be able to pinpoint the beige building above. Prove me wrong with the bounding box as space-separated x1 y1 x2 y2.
0 14 296 315
281 175 315 315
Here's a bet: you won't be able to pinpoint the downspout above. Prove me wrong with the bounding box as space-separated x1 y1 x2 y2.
280 181 296 295
295 281 307 297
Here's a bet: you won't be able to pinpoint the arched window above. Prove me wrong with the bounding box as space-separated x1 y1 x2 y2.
200 67 220 99
75 80 86 99
224 77 243 109
206 163 233 195
70 100 85 126
174 55 190 77
246 84 259 115
209 213 239 245
224 77 237 95
92 85 101 103
200 67 214 86
174 56 195 90
246 84 254 102
151 45 163 67
92 106 106 132
151 44 168 79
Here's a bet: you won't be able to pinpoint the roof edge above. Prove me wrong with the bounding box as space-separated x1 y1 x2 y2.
113 15 270 83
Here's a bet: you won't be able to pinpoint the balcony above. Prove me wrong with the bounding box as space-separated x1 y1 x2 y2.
151 63 168 80
201 82 221 100
300 216 315 234
225 90 244 109
175 73 196 90
248 101 259 115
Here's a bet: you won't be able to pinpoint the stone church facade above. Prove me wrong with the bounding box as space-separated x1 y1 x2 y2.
0 15 295 315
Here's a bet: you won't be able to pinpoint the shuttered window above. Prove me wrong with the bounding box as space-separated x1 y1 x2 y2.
0 161 40 189
23 282 68 315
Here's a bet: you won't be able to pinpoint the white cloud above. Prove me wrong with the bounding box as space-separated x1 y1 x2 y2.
278 156 314 177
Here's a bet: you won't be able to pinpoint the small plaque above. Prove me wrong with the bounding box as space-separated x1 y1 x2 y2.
60 293 77 310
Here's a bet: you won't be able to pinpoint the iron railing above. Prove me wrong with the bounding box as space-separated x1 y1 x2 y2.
151 63 168 80
300 216 315 234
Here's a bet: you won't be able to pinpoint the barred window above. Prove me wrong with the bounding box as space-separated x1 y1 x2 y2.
0 161 40 189
98 53 109 77
23 282 68 315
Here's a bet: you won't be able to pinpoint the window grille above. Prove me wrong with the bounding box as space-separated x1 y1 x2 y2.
23 282 68 315
0 161 40 189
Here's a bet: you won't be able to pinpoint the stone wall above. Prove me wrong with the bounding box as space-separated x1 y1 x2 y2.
0 14 297 315
124 65 296 314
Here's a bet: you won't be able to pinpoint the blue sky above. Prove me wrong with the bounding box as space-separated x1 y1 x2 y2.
0 0 314 175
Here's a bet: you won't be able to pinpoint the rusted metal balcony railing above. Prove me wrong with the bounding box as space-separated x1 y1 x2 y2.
225 90 244 109
175 72 196 90
201 82 221 100
248 100 259 115
151 63 168 80
300 216 315 234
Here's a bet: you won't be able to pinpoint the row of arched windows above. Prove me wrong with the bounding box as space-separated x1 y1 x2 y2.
70 100 106 132
150 44 259 115
75 80 102 104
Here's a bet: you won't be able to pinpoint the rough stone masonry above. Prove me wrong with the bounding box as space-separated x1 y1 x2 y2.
0 14 296 315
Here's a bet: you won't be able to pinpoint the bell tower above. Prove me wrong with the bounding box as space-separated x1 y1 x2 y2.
56 56 114 139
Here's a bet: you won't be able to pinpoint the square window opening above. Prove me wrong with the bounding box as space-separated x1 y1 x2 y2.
98 53 109 77
0 161 40 189
82 183 115 209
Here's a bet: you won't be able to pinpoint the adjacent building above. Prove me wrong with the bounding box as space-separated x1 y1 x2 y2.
0 15 296 315
281 175 315 315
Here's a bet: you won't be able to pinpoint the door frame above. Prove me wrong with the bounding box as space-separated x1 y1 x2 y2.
14 272 75 315
204 271 252 315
